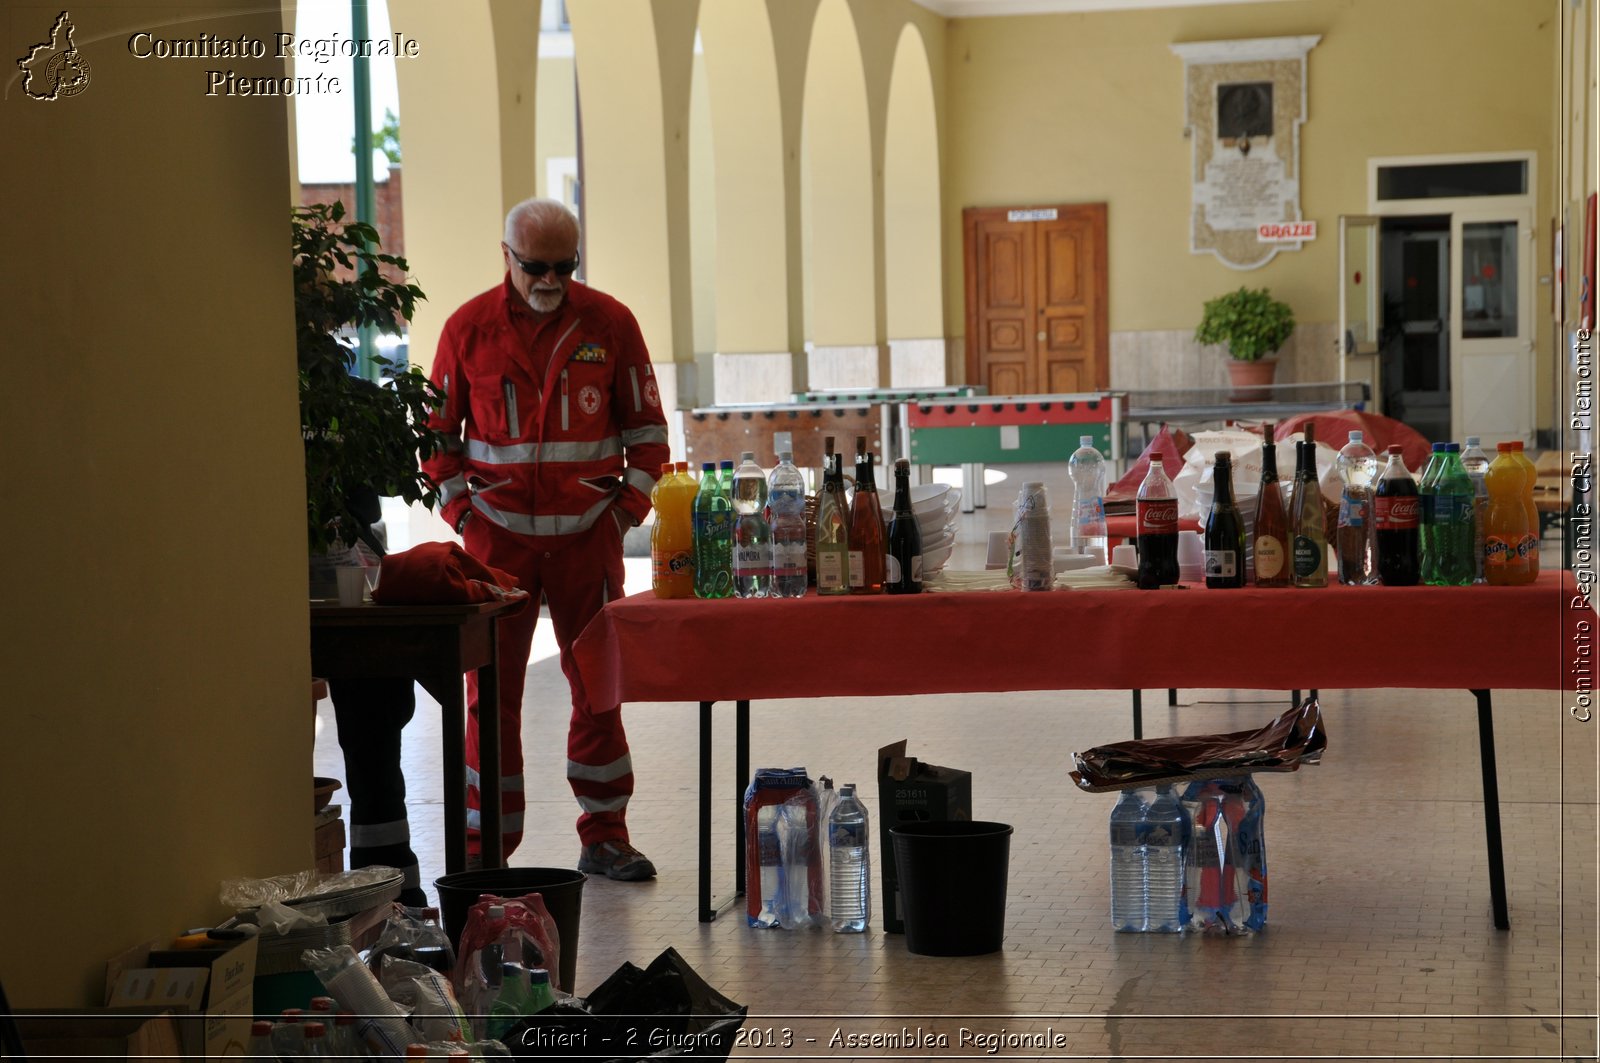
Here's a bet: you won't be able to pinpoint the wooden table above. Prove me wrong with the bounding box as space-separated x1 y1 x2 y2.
572 572 1588 927
310 600 517 873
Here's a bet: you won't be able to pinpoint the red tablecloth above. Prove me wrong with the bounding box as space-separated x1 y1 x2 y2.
573 570 1587 707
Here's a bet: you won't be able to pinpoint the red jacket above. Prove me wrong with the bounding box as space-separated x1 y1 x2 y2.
424 276 670 544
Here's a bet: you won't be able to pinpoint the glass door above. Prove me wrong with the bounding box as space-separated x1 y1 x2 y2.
1451 208 1533 444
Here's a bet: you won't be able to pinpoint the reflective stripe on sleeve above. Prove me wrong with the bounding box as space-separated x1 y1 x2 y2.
621 425 669 447
566 753 633 783
438 473 469 507
624 466 658 495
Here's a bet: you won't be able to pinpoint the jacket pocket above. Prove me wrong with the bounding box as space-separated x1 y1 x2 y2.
502 377 520 438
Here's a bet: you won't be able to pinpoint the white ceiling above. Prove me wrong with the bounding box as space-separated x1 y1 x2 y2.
913 0 1289 17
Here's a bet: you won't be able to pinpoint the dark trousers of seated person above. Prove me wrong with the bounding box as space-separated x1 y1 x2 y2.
329 676 427 906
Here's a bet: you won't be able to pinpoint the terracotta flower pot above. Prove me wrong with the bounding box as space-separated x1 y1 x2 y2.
1227 358 1277 401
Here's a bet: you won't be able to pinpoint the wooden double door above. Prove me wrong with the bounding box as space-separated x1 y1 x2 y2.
963 203 1108 396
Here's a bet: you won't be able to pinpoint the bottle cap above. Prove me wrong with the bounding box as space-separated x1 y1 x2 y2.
530 967 552 984
1388 445 1403 455
1445 442 1460 452
1432 442 1446 451
251 1020 273 1036
1079 435 1094 447
779 451 793 462
488 904 505 919
1348 430 1363 443
677 461 689 472
1497 441 1514 451
740 451 755 462
1466 435 1481 447
702 460 714 471
719 459 733 468
660 462 673 475
1215 450 1231 464
1510 440 1525 450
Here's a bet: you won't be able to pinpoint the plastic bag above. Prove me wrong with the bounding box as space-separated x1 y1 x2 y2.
405 967 473 1043
1070 699 1326 791
505 947 746 1061
221 865 401 909
253 898 326 934
453 894 563 1032
775 791 821 930
368 903 457 976
300 945 418 1054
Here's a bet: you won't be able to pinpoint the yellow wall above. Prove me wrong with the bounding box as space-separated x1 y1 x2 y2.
2 3 307 1005
535 54 577 200
944 0 1555 334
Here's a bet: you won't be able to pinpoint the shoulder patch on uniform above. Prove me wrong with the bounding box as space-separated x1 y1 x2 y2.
573 343 607 363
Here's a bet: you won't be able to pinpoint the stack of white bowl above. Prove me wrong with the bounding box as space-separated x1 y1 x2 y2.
878 483 963 577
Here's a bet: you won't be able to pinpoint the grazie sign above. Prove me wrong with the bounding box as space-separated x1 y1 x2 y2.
1257 221 1317 242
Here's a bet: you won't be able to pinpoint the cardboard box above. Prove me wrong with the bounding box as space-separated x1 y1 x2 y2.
17 1008 183 1061
877 740 972 934
315 810 346 873
106 934 257 1060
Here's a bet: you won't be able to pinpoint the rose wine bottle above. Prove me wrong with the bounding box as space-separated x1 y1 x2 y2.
1252 425 1291 587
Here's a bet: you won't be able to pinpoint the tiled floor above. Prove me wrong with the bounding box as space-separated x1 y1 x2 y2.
315 463 1597 1061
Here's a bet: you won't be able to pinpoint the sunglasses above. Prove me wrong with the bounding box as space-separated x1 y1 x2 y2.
506 246 580 277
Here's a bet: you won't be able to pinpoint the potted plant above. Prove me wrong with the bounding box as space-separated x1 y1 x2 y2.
1194 286 1296 398
293 200 446 563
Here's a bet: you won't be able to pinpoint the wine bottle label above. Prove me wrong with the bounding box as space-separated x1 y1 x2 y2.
1292 535 1322 577
817 549 846 589
911 554 923 581
886 555 901 584
1204 549 1236 578
1136 498 1177 534
848 550 865 587
1374 495 1419 530
887 554 922 585
1254 536 1286 579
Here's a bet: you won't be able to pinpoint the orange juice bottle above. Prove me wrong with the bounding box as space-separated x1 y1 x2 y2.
1508 442 1540 578
1483 444 1531 585
651 462 696 598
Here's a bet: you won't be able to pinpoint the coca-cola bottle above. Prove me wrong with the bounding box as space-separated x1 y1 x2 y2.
1374 445 1421 586
1135 457 1179 589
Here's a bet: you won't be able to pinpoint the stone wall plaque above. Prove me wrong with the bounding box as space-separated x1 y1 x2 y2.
1171 36 1320 270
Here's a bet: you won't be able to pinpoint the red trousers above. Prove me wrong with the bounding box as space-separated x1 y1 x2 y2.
462 515 633 856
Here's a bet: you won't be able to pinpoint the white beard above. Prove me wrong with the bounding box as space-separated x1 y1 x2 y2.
527 288 564 314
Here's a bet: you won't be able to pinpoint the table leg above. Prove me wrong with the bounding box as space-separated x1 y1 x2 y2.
1130 690 1143 740
478 634 503 870
1471 689 1510 930
736 700 750 897
699 701 714 922
1167 689 1177 707
1292 689 1301 708
432 673 467 876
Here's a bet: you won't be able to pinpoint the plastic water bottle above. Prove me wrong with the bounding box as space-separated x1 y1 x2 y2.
1068 436 1109 562
1460 435 1491 583
1141 785 1189 932
767 451 809 598
1108 788 1146 931
1335 431 1379 585
731 451 771 598
827 783 871 933
754 805 784 927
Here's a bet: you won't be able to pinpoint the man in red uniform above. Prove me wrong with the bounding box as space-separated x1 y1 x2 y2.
424 198 669 880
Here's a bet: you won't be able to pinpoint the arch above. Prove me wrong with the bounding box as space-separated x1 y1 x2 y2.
882 22 944 385
801 0 876 387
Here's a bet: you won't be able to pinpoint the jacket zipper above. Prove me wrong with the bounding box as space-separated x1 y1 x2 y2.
560 369 569 431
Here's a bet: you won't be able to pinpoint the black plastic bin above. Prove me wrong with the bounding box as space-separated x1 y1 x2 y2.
890 821 1013 956
434 867 585 992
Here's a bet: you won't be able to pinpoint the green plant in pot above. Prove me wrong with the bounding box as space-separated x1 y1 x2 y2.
293 201 447 566
1194 286 1296 397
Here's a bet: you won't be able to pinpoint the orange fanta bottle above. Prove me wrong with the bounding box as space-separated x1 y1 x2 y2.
1483 443 1532 585
1508 442 1540 578
651 462 696 598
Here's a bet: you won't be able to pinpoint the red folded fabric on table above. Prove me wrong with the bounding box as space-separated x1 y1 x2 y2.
371 541 531 614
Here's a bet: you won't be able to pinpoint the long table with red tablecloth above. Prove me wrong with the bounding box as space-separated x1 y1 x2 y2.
572 570 1589 927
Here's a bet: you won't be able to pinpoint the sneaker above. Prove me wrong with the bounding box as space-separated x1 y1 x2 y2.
578 839 657 882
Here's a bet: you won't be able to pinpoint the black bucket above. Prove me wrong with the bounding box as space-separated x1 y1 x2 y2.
434 867 585 992
890 821 1013 956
